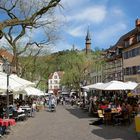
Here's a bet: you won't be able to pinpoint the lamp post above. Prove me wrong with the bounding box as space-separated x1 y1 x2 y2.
5 61 10 119
6 72 9 118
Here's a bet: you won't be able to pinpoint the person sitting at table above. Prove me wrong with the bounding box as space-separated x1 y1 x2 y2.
99 102 108 110
114 103 128 124
126 103 133 114
116 104 122 113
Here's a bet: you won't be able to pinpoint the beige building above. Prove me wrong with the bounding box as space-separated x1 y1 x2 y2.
123 19 140 82
103 19 140 83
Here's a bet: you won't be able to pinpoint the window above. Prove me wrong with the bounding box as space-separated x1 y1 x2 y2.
116 48 120 55
132 48 136 57
54 75 57 79
129 67 133 75
54 80 58 84
126 67 129 75
132 66 137 74
128 50 132 58
50 80 52 84
123 51 128 59
124 65 140 75
125 40 129 47
137 66 140 73
138 47 140 55
137 34 140 42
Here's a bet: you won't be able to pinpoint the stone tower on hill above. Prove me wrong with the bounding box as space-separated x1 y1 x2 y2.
85 27 91 54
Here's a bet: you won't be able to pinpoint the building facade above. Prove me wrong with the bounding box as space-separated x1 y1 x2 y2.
103 47 123 82
103 19 140 83
123 19 140 82
48 71 64 95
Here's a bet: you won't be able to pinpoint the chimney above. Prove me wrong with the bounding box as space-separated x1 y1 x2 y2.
136 19 140 27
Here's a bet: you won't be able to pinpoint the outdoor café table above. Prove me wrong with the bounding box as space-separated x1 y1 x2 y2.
21 106 32 117
17 109 25 113
0 118 16 127
8 119 16 126
21 107 31 111
111 108 119 114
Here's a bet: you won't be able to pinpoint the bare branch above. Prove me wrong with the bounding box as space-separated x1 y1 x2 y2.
0 0 61 30
9 0 19 11
13 25 26 44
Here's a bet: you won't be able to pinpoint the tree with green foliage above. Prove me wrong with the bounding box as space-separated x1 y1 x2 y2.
60 50 102 94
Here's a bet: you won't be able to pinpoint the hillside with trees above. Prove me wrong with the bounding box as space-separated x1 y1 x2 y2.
20 49 104 92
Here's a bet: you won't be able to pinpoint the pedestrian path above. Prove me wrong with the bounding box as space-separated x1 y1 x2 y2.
4 105 138 140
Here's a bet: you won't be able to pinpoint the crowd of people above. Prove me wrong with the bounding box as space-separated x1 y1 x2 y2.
84 91 140 125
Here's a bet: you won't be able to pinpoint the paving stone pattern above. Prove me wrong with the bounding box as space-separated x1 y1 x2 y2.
4 105 138 140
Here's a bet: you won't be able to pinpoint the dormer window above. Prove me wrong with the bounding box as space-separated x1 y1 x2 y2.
116 48 121 55
125 40 129 47
137 34 140 42
107 53 111 58
129 36 135 45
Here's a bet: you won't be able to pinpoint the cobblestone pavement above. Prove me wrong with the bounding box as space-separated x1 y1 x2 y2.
4 105 138 140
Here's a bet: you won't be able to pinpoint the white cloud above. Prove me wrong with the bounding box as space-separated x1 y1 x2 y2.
67 6 107 24
95 23 127 41
111 7 124 17
67 25 86 37
61 0 90 9
52 42 72 52
0 37 9 47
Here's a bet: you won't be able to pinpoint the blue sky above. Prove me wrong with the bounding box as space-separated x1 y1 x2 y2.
0 0 140 53
54 0 140 52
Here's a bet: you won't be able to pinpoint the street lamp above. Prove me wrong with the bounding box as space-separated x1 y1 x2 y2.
5 61 11 119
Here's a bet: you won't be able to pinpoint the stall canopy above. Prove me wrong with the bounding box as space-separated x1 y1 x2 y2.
97 81 128 90
10 74 35 88
125 81 138 90
82 83 103 90
0 72 35 93
24 87 44 96
85 80 138 91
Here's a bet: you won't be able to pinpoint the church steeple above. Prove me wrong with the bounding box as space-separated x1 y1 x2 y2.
85 27 91 54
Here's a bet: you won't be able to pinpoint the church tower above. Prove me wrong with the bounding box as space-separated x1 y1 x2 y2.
85 27 91 54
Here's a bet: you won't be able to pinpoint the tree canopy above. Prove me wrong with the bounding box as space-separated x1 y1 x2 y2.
0 0 61 75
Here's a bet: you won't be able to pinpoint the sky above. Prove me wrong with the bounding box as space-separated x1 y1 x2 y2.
54 0 140 52
0 0 140 53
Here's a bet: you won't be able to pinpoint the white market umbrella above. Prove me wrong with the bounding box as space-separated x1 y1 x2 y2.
0 72 25 92
10 74 35 88
24 87 44 96
125 81 138 90
0 72 35 93
82 83 104 90
97 81 127 91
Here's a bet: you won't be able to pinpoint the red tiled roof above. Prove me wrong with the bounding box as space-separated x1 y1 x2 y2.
0 49 13 62
57 71 64 79
48 73 53 79
105 27 139 53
